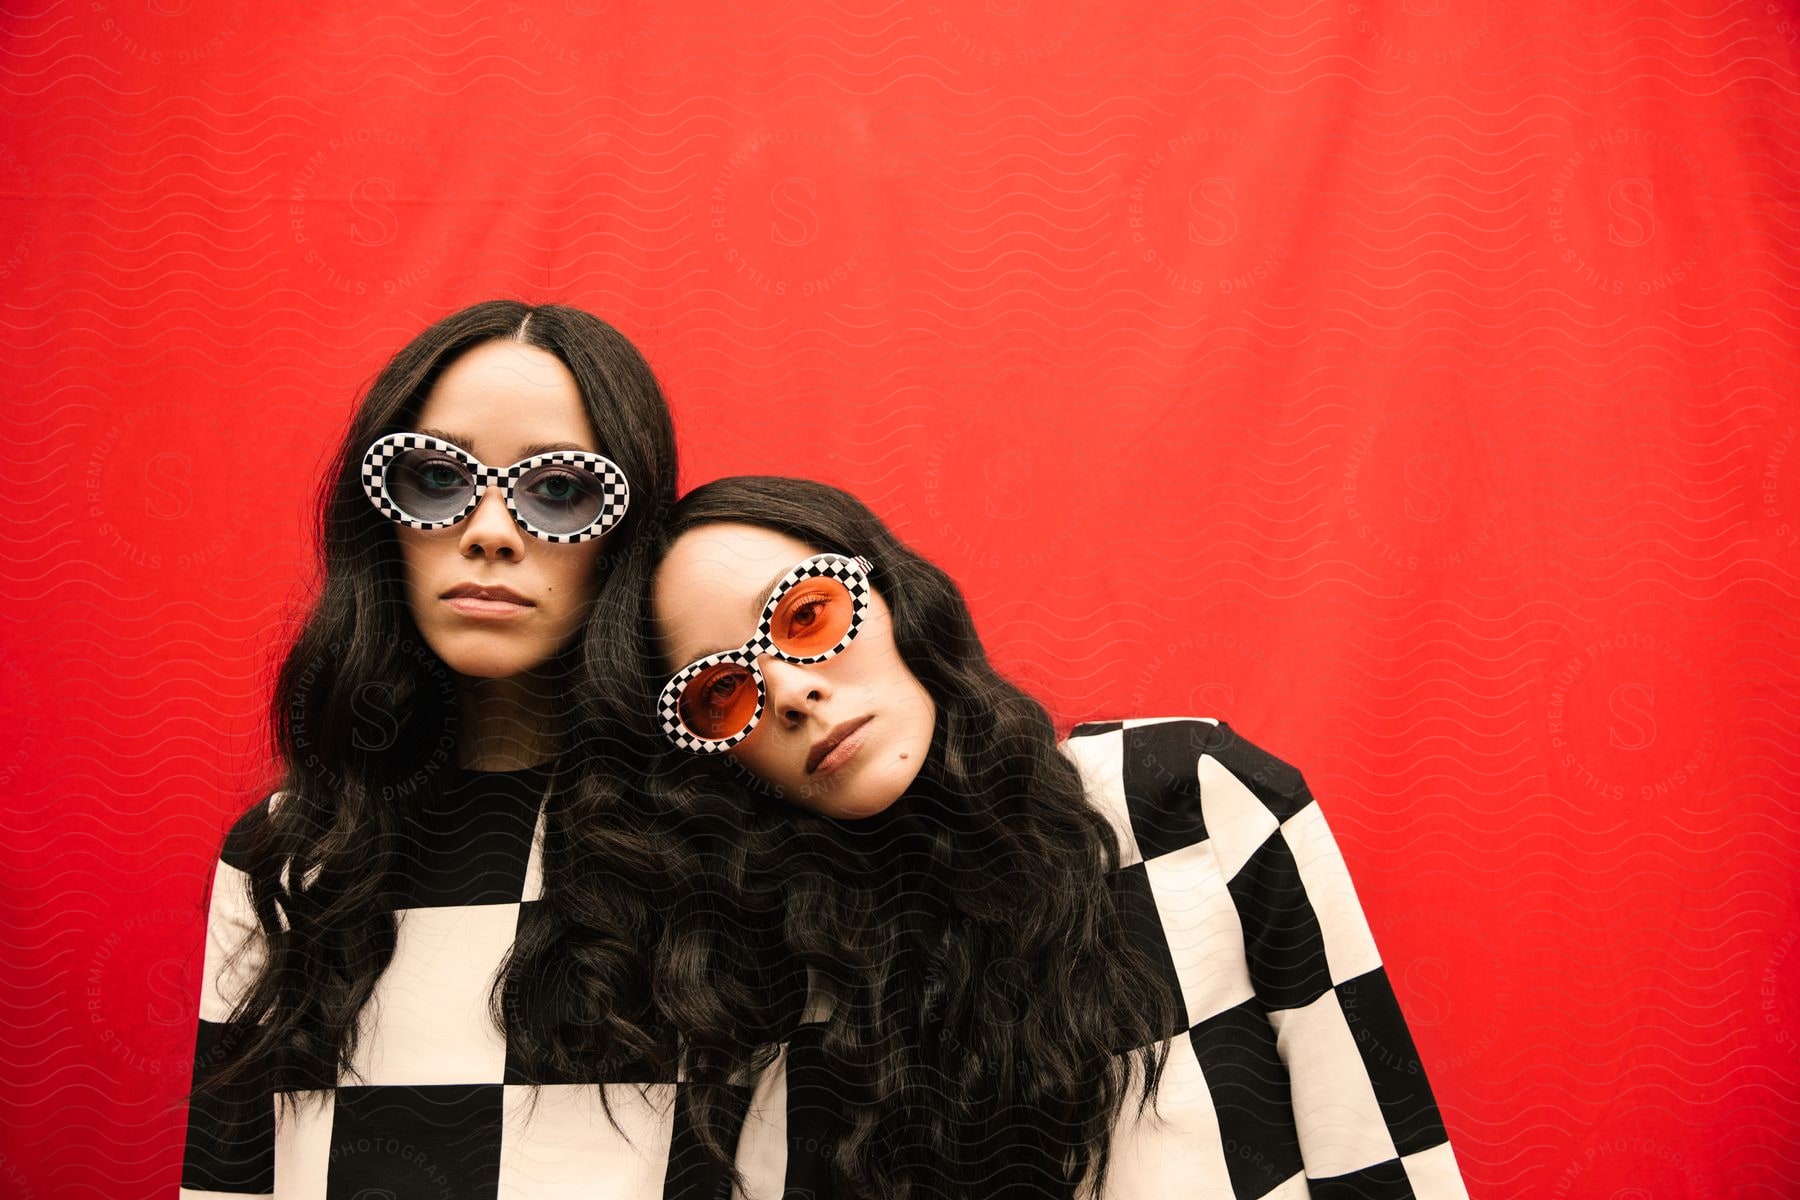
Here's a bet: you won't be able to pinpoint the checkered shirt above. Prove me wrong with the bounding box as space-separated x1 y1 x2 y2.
177 763 775 1200
1056 717 1470 1199
180 719 1470 1199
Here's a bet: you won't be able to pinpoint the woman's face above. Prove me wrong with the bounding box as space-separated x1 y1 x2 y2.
652 523 937 819
394 339 607 680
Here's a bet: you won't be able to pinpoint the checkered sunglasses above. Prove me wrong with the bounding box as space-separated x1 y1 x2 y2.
658 553 874 752
361 433 630 544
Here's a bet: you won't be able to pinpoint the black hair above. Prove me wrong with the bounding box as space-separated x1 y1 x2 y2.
183 300 680 1134
603 475 1177 1199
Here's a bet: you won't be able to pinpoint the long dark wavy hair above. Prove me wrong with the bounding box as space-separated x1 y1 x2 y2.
600 476 1179 1200
182 301 681 1129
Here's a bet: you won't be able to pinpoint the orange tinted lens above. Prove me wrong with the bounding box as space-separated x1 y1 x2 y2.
678 662 760 740
769 578 854 657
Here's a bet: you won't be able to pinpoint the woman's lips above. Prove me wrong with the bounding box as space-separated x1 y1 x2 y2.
443 596 534 618
812 717 874 776
442 582 535 619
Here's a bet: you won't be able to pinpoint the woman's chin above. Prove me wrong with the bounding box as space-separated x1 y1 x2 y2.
429 636 548 682
795 772 907 821
817 793 903 821
794 749 928 821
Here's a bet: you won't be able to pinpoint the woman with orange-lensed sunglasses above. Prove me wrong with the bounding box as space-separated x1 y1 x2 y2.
616 474 1472 1200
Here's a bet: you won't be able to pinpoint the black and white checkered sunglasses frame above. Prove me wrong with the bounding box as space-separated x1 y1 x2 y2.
360 432 631 544
658 553 874 753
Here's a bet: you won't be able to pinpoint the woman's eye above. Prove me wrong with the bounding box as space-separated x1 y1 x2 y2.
420 464 463 491
527 472 588 505
704 675 743 704
788 597 827 629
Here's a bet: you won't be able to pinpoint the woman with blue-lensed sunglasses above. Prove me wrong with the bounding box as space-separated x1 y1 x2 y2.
174 301 801 1200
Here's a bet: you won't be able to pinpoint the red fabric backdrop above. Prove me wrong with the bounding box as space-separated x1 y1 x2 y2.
2 1 1796 1195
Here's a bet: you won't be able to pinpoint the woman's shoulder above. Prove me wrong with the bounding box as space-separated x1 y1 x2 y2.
1062 716 1310 801
217 786 291 852
1056 716 1317 867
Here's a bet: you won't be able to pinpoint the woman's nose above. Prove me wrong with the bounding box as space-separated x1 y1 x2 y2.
460 486 524 559
762 657 826 722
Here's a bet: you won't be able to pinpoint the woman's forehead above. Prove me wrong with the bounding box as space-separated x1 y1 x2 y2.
666 524 814 587
655 524 818 659
412 341 597 460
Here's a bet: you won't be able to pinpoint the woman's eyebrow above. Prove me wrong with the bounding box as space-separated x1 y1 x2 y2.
684 565 794 661
415 426 471 449
521 440 592 456
751 565 788 619
415 427 594 459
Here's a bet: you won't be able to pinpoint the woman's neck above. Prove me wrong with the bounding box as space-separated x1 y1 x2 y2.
452 666 568 771
828 793 944 900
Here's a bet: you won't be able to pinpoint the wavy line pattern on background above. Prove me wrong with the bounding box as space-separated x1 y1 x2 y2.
0 0 1796 1195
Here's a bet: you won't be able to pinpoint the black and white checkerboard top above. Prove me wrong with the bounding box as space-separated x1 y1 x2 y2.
179 719 1469 1199
1052 717 1469 1199
179 762 762 1200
